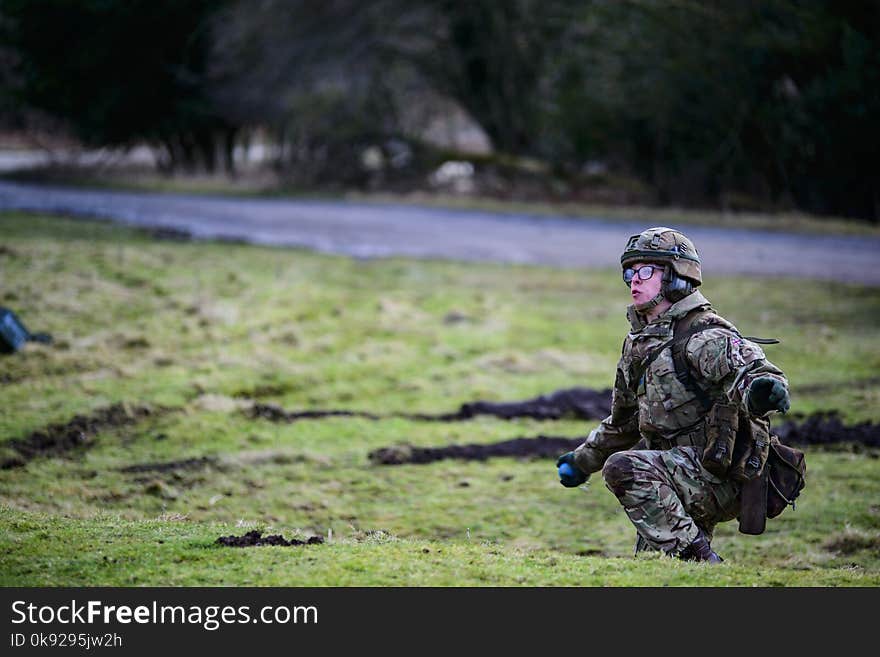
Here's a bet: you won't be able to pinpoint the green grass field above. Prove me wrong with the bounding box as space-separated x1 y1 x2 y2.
1 212 879 586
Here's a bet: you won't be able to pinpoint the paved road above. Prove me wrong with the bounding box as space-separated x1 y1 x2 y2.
1 180 878 285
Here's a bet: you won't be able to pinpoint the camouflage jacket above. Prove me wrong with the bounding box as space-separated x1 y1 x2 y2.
573 290 788 475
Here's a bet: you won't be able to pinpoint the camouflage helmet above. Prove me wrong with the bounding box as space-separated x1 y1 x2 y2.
620 226 702 286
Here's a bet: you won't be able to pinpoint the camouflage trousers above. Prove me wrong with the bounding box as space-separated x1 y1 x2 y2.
601 447 741 556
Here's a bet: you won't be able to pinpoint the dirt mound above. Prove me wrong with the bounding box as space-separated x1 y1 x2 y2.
119 456 216 474
2 402 162 469
247 404 380 422
775 412 880 448
407 387 613 422
369 412 880 465
247 387 613 424
215 530 325 548
369 435 585 465
823 532 880 555
461 387 611 421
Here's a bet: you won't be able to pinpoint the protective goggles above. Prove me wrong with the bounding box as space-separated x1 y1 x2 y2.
622 264 664 285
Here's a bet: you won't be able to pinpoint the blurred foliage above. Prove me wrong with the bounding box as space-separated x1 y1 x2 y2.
543 1 880 219
1 1 878 219
0 0 237 172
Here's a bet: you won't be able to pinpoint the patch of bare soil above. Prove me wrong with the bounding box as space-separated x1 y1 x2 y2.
407 387 613 422
118 456 216 474
775 411 880 448
369 435 585 465
215 530 325 548
823 532 880 555
246 385 879 452
368 411 880 466
2 402 164 469
247 387 612 424
247 404 380 422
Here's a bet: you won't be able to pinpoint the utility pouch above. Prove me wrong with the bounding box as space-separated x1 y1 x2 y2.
701 401 738 477
738 468 768 535
766 437 807 518
729 415 770 482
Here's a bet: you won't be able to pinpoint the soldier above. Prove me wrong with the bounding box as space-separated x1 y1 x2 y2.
556 227 790 562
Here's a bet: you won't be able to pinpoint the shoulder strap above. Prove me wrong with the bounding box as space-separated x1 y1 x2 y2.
743 336 780 344
631 308 780 403
629 308 713 393
671 309 719 411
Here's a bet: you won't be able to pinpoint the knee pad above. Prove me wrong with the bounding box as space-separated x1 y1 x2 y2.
602 452 635 497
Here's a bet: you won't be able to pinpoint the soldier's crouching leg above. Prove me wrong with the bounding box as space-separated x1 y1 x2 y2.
602 448 738 557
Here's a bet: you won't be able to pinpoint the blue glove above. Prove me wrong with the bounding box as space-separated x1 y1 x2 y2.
747 377 790 415
556 451 587 488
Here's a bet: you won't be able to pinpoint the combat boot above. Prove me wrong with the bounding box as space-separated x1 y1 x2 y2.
679 529 723 564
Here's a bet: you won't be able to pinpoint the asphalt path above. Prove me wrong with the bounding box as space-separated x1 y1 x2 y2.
1 180 878 285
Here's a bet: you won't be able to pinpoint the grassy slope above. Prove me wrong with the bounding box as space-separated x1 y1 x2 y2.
1 212 878 586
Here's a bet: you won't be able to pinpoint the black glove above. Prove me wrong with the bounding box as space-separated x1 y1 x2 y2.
747 377 790 415
556 451 588 488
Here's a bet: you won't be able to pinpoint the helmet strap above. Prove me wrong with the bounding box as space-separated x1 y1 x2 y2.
634 291 666 313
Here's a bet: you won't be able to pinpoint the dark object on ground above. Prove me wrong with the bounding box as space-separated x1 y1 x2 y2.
408 387 613 422
215 530 325 548
370 411 880 465
1 403 162 469
119 456 216 474
247 387 879 456
775 411 880 448
248 404 380 422
0 306 53 354
247 387 613 425
369 435 585 465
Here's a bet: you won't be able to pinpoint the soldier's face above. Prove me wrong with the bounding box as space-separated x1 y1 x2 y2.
628 261 664 304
